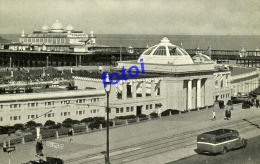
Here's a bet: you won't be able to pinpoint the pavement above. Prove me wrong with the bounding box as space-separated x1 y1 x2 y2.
1 104 260 164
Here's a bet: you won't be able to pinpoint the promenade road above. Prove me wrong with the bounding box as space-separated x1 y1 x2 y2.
1 105 260 164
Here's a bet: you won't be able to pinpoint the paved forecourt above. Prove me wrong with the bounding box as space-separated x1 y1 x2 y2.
1 105 260 164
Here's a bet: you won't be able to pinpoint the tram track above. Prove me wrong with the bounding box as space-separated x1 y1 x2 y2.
65 116 260 164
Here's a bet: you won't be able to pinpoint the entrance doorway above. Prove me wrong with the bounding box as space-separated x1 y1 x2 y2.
136 106 142 115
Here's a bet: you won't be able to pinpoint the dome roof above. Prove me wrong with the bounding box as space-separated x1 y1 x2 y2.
137 37 194 65
51 20 63 32
66 24 74 31
41 24 49 32
192 53 212 63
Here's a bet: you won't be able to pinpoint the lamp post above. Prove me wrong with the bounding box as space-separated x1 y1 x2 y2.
104 73 111 164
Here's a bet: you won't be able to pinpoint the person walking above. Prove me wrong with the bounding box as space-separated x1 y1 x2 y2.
36 139 44 157
68 128 73 142
225 109 228 120
212 110 216 121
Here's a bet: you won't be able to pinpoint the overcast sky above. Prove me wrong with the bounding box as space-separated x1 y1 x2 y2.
0 0 259 35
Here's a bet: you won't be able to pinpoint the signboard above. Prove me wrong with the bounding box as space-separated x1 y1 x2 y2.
67 33 88 37
46 141 64 149
3 146 15 152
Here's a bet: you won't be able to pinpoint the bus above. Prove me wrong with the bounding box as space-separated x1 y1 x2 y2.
197 129 247 154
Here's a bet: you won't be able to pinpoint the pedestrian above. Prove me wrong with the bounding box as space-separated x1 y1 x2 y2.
256 99 259 108
68 128 73 142
225 109 228 120
36 139 44 157
228 109 231 120
212 110 216 121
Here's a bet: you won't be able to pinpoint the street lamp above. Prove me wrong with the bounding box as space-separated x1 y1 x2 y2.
104 73 111 164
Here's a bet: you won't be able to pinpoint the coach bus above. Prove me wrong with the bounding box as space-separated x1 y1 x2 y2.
197 129 247 154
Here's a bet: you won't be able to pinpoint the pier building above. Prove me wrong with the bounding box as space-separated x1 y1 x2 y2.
8 20 96 52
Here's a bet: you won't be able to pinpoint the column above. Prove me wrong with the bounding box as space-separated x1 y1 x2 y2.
122 82 127 100
197 79 201 108
187 79 192 110
132 82 136 98
151 80 155 97
79 55 82 65
142 81 146 98
75 56 78 66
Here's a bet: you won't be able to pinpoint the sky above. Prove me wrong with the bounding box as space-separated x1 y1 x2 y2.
0 0 259 35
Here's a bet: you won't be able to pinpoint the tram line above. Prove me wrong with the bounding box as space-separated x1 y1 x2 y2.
65 116 260 164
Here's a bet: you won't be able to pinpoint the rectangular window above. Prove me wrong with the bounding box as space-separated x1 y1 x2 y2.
68 112 70 115
93 109 96 113
83 110 85 114
150 104 153 109
14 116 17 120
0 117 2 121
90 110 92 113
116 108 119 113
48 102 52 106
48 113 51 117
0 105 3 109
10 105 12 108
131 106 134 112
79 111 82 115
13 104 18 108
52 113 54 117
79 100 82 103
61 112 63 116
28 115 30 119
126 107 129 112
10 117 12 121
19 116 21 120
120 108 124 113
31 115 35 119
76 111 78 115
64 112 67 116
146 105 149 110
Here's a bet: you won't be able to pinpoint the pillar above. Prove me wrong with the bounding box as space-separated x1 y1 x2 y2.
132 82 137 98
113 120 116 127
99 124 102 130
79 55 82 65
197 79 201 108
122 82 127 100
125 119 128 125
46 56 49 67
142 81 146 97
75 56 78 66
136 117 140 122
187 79 192 110
56 131 59 139
21 137 25 144
86 126 89 133
151 80 155 97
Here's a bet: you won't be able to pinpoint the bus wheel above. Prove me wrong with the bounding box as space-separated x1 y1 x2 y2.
197 149 203 154
221 147 228 154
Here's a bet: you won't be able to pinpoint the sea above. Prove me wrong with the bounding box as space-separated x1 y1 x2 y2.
1 34 259 50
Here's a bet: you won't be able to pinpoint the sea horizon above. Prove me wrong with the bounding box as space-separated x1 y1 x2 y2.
1 34 259 50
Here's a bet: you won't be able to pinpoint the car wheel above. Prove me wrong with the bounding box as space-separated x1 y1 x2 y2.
242 140 247 148
221 147 228 154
